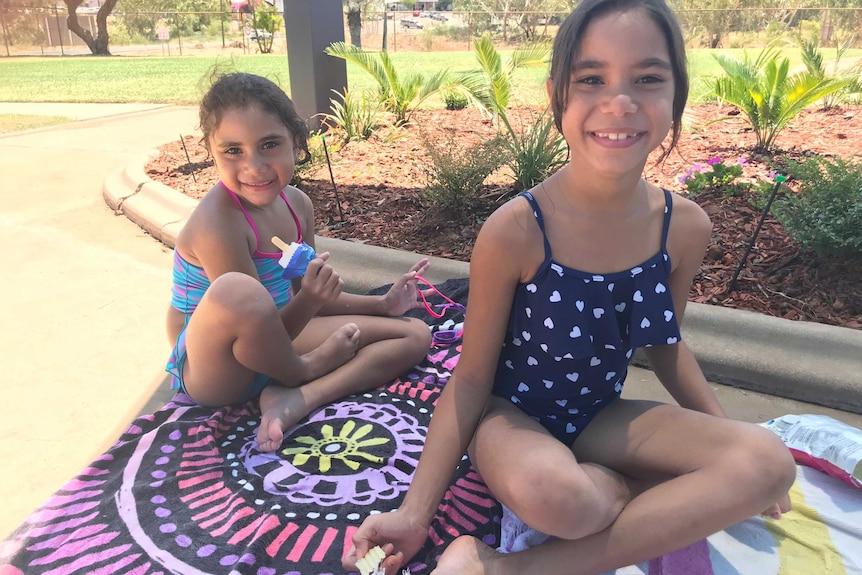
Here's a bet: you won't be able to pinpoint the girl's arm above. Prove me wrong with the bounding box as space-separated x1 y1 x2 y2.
643 196 726 417
312 255 431 317
343 201 533 568
291 190 431 318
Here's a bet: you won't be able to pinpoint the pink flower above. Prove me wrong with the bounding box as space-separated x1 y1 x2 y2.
707 157 722 166
737 157 749 166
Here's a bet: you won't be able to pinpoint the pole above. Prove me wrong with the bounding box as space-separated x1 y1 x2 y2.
321 135 345 222
220 0 225 47
55 5 64 56
177 13 183 56
0 6 10 57
729 175 787 291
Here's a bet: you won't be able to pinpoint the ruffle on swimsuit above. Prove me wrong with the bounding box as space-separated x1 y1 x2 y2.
510 249 681 361
508 190 681 360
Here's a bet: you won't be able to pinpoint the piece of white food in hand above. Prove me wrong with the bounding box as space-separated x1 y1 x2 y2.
356 546 386 575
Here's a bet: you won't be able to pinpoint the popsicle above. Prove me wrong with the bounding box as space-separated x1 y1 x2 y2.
272 235 316 280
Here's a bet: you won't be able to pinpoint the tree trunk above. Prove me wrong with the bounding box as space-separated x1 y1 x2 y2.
64 0 118 55
347 8 362 48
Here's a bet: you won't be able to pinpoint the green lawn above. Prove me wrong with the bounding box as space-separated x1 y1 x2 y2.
0 48 858 107
0 114 72 134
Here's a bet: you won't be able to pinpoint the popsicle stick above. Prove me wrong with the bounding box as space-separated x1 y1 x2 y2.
271 235 290 252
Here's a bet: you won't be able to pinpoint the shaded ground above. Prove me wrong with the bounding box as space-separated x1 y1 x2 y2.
147 104 862 329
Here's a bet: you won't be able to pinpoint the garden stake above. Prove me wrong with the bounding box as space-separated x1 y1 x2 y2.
729 174 787 291
321 134 345 222
179 134 196 183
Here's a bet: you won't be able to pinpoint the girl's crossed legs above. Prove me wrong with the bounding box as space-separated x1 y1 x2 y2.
257 312 432 451
439 396 796 575
179 272 432 451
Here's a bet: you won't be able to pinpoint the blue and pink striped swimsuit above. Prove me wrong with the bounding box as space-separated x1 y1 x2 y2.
165 184 304 396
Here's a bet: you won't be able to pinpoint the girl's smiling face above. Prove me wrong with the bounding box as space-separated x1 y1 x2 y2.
553 8 675 179
209 104 297 207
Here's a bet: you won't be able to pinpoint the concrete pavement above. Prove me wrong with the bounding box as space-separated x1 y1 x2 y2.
0 104 198 538
2 103 861 540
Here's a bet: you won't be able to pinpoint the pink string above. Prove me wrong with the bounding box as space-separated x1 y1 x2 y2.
414 275 466 320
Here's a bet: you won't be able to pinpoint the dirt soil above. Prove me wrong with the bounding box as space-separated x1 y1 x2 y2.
146 103 862 329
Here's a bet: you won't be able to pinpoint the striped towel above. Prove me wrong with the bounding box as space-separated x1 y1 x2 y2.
499 464 862 575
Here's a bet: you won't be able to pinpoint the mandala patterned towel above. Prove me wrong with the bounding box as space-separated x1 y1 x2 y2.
0 340 500 575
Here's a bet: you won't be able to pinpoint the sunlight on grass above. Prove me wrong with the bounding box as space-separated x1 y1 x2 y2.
0 114 71 134
0 48 858 107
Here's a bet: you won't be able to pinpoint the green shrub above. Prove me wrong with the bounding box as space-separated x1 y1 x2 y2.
679 156 749 197
441 88 468 110
107 19 134 46
320 88 382 142
505 110 568 196
421 133 510 211
770 156 862 257
455 36 565 194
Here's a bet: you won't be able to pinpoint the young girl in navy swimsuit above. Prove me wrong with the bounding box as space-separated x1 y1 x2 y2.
344 0 795 572
165 72 432 453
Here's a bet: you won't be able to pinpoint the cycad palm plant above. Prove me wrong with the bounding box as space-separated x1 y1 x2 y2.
320 88 382 141
711 44 852 152
456 35 548 132
324 42 450 126
457 36 567 193
797 37 861 109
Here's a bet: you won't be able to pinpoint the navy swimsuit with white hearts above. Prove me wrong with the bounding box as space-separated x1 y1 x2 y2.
492 190 682 444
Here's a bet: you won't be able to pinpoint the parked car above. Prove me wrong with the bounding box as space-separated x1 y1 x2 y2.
429 13 448 21
247 28 272 41
401 18 423 29
537 16 561 26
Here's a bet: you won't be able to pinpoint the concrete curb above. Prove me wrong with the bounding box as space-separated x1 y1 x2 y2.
104 158 862 415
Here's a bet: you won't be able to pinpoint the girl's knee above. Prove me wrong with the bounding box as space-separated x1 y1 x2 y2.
502 463 611 540
386 317 431 360
205 272 275 321
731 425 796 495
408 317 433 348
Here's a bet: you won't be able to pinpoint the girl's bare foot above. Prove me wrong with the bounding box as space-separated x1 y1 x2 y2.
432 535 501 575
257 385 310 452
301 322 361 381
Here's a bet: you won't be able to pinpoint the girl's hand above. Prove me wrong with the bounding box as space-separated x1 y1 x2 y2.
761 491 792 519
342 510 429 575
382 259 433 317
300 252 343 305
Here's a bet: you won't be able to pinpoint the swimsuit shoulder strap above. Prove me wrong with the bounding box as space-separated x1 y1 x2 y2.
221 181 262 248
280 191 303 243
660 188 673 251
519 191 552 261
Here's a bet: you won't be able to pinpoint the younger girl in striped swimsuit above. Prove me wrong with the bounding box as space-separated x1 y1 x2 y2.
165 72 432 453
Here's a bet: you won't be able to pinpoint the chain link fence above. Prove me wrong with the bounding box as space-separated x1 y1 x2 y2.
1 4 860 57
0 5 270 56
